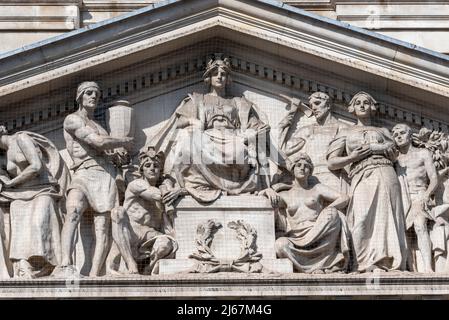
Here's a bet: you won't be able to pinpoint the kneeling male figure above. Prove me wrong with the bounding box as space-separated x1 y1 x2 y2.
107 148 182 275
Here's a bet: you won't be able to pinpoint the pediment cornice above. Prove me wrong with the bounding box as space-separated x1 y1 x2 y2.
2 39 447 135
0 0 448 105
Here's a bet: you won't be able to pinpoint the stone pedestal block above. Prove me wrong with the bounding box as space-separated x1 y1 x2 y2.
159 195 293 274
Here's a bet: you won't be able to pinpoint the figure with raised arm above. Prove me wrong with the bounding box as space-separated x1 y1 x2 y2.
275 92 349 193
148 54 270 203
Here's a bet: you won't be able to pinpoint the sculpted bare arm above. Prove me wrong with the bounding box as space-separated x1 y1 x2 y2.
127 180 162 203
423 149 439 199
316 183 349 211
64 114 132 151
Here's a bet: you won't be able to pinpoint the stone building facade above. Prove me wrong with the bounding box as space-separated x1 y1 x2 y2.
1 1 448 54
0 0 449 298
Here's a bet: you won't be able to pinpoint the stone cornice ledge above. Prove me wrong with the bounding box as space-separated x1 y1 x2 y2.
0 274 449 298
0 0 448 99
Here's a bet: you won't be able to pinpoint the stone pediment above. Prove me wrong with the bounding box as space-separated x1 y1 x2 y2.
0 0 449 135
2 0 449 299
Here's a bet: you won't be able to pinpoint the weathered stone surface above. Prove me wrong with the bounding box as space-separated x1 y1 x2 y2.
159 196 293 274
0 0 448 299
0 273 449 298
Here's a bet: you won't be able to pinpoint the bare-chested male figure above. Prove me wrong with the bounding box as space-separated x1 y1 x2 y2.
53 81 133 277
392 123 439 273
106 148 181 275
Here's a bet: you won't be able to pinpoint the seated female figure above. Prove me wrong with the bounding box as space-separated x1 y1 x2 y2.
262 152 351 273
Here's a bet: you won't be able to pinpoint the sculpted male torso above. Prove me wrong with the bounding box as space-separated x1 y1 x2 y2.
123 181 164 228
396 149 432 194
64 114 108 168
54 81 133 278
107 148 179 275
393 123 439 273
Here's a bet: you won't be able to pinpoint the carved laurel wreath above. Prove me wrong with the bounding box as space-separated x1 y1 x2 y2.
188 219 222 263
188 219 263 273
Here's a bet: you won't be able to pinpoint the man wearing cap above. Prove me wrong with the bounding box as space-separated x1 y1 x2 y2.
274 92 349 194
54 81 133 277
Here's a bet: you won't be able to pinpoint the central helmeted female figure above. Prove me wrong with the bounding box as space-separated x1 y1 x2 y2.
150 55 270 203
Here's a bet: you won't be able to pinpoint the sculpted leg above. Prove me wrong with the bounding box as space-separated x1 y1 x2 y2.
145 236 174 275
414 214 433 273
110 207 138 274
105 242 122 275
60 189 88 267
90 212 111 277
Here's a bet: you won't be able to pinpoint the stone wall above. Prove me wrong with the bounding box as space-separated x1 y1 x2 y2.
0 1 448 54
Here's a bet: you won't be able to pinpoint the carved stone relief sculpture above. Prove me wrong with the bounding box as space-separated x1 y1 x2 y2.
428 131 449 272
53 81 134 278
391 126 449 273
0 126 69 278
274 92 349 194
106 147 178 275
188 219 264 273
327 91 407 272
261 152 350 273
0 206 10 279
1 59 449 281
392 123 439 273
148 54 271 203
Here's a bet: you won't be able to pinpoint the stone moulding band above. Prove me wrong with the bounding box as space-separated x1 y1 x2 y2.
3 51 445 134
0 274 449 298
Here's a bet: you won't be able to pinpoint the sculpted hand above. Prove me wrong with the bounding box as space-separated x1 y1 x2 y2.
279 113 295 129
383 146 398 160
260 188 281 208
349 146 371 162
420 194 433 212
162 187 185 206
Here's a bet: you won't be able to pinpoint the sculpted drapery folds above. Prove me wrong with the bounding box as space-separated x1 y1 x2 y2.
327 91 408 272
107 147 179 276
147 55 270 203
261 152 351 273
2 75 449 278
0 126 69 278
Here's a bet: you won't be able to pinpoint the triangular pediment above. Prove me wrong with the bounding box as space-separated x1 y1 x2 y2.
1 0 449 135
